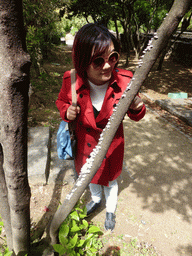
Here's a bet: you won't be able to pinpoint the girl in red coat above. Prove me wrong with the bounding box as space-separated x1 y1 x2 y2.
56 23 146 231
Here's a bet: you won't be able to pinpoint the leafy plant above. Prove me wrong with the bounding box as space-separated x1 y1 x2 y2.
53 201 103 256
0 216 13 256
23 0 63 75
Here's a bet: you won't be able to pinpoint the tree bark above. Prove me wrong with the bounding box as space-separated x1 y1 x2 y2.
157 41 172 71
114 18 119 41
0 144 13 251
0 1 31 255
49 0 191 245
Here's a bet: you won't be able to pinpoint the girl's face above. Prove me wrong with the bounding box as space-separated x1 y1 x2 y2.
86 42 118 85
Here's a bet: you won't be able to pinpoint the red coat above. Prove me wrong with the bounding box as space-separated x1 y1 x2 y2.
56 68 146 186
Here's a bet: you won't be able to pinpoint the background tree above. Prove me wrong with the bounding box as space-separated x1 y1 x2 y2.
49 0 191 245
23 0 65 76
62 0 176 65
63 0 112 26
0 0 31 255
157 10 192 70
108 0 175 61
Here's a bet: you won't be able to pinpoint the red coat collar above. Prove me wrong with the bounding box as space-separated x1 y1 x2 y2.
75 69 120 91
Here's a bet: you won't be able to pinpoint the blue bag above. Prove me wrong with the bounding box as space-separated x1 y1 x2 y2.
57 69 77 160
57 121 76 160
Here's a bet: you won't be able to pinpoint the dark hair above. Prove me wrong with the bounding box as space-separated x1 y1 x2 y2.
72 23 120 80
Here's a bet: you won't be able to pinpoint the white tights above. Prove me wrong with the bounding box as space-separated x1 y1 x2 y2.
89 179 118 213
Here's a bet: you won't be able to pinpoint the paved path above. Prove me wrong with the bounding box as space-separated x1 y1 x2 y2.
143 93 192 127
115 109 192 256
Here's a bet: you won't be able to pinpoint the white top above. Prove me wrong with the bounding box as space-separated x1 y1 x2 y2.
88 81 109 111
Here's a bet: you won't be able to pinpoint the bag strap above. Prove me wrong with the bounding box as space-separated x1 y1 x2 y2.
69 69 77 135
70 69 77 107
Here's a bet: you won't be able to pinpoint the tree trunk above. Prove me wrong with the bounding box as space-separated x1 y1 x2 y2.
114 18 119 41
49 0 191 245
157 11 192 71
157 42 172 71
130 16 141 59
0 144 13 251
121 22 130 65
0 1 31 255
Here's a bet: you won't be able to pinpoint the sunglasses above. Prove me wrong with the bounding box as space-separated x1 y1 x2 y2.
91 51 119 69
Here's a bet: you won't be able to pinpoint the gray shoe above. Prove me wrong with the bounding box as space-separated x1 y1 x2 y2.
104 212 116 231
86 200 101 216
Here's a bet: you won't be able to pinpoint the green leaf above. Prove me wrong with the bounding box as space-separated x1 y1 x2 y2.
68 233 78 248
79 249 84 255
59 235 68 246
66 248 73 255
4 248 12 254
75 207 83 212
77 239 85 247
68 250 76 256
53 244 66 255
86 238 92 249
88 226 101 234
84 234 94 247
59 223 69 238
4 252 13 256
86 233 94 240
79 213 87 219
70 225 81 232
82 219 88 229
71 219 76 226
70 211 80 221
89 247 98 253
82 206 87 215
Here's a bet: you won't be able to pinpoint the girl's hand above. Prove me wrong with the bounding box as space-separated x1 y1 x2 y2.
129 96 143 111
66 105 80 120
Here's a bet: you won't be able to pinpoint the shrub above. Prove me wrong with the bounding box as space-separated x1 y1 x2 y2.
53 201 103 256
